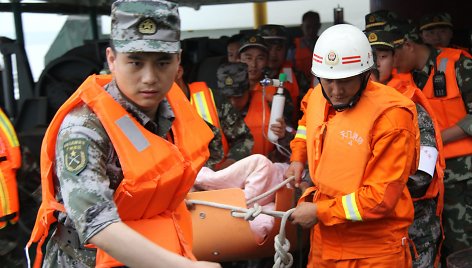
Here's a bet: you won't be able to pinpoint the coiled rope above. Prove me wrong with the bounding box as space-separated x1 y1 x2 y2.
186 176 297 268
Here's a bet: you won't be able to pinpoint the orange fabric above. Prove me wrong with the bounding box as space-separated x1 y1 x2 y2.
188 82 229 166
291 82 417 260
422 48 472 159
308 227 412 268
293 37 313 82
245 86 274 156
27 75 213 267
0 108 21 228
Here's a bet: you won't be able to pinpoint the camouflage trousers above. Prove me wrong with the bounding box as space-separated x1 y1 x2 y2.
441 156 472 264
409 199 441 268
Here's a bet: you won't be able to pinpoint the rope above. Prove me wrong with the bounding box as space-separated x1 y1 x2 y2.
187 187 297 268
246 176 295 206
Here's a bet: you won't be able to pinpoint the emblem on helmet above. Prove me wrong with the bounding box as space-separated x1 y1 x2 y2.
325 51 339 65
225 76 234 86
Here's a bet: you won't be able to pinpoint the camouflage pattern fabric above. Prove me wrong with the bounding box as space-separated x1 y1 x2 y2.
406 104 441 268
217 62 250 97
419 12 453 31
203 90 254 169
111 0 180 53
42 80 175 267
442 157 472 260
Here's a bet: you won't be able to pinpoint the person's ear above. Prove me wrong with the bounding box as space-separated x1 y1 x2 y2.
106 47 117 72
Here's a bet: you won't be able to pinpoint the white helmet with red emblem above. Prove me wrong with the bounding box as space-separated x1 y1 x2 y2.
311 24 374 79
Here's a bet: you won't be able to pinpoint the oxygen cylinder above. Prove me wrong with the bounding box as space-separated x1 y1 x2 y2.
267 73 287 142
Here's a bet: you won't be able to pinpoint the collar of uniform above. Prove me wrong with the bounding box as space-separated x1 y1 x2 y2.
104 79 174 136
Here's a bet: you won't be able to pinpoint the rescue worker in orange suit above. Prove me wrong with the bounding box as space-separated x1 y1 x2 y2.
367 29 445 268
390 21 472 266
258 24 311 124
0 108 22 266
175 64 253 170
286 24 419 267
26 1 221 267
216 62 292 162
291 11 321 86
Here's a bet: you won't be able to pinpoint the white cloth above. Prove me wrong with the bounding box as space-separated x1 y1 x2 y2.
194 154 289 243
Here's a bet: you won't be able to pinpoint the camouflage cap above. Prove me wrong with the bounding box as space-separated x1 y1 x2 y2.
111 0 180 53
388 20 422 44
366 29 404 50
364 10 398 31
419 12 453 31
258 24 288 42
239 34 268 53
216 62 249 97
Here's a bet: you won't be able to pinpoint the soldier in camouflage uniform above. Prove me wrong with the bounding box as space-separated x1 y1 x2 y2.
28 1 221 267
365 26 443 268
175 65 253 170
390 20 472 266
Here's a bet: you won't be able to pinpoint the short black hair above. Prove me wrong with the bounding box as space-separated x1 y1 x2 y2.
302 11 320 24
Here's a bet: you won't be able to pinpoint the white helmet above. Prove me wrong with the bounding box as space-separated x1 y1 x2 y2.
311 24 374 79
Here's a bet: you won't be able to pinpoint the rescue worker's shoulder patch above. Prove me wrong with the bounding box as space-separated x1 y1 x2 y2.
63 138 89 175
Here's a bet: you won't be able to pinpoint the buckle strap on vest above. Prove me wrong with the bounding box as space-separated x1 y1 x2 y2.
0 212 16 222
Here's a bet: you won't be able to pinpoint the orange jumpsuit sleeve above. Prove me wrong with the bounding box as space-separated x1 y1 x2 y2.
290 88 313 163
316 107 417 226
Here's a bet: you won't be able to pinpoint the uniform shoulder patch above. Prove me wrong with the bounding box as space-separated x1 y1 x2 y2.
63 138 89 175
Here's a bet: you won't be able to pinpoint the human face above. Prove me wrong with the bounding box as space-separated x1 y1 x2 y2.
240 47 268 84
227 42 241 63
267 42 287 70
319 75 362 106
393 41 415 73
106 47 180 119
374 49 394 84
228 91 250 112
301 19 320 39
420 26 453 47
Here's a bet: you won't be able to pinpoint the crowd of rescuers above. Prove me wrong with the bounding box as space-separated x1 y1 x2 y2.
2 0 469 267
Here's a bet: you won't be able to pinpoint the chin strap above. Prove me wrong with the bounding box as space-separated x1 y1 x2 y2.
318 72 371 112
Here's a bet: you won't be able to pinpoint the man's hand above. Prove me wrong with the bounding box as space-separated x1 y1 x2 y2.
290 202 318 229
285 161 305 187
269 118 287 139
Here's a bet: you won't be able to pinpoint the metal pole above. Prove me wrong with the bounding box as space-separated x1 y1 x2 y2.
253 2 267 29
11 0 25 46
90 8 99 40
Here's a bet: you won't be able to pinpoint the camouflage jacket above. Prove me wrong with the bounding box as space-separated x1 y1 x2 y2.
43 80 175 267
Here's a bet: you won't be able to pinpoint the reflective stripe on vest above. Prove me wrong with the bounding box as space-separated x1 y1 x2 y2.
189 82 229 163
295 125 307 140
0 110 19 148
342 193 363 221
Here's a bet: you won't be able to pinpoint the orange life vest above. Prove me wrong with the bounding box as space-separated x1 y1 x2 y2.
293 37 313 81
389 72 445 205
245 86 274 156
188 82 229 166
421 48 472 159
305 82 417 259
0 108 21 229
27 75 213 268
